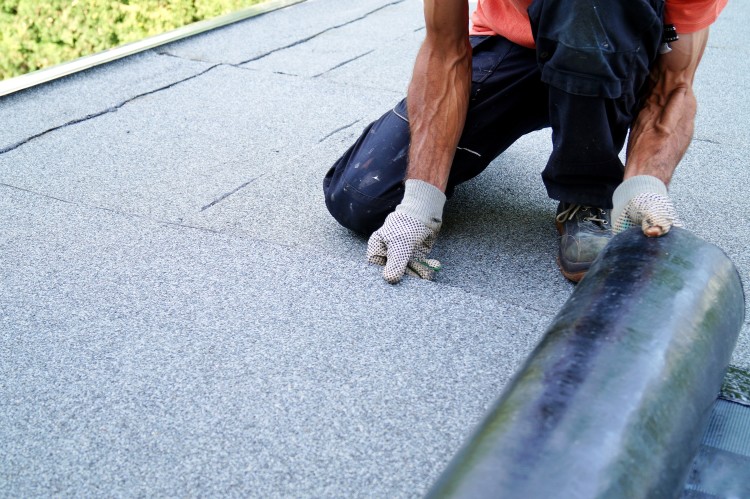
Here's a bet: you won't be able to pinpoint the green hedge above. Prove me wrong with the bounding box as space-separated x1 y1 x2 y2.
0 0 264 80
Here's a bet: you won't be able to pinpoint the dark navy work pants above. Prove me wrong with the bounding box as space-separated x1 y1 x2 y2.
323 0 664 235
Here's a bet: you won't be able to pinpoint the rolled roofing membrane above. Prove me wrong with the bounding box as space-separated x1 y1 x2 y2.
684 366 750 497
685 396 750 497
429 228 746 498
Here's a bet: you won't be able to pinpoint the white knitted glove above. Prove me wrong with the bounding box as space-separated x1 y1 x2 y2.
612 175 683 237
367 179 446 284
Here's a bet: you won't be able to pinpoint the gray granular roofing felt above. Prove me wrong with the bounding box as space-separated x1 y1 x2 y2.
0 65 388 222
1 0 748 496
163 0 417 64
1 184 542 497
0 52 215 153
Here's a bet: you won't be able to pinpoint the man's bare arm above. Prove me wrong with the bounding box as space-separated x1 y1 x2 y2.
406 0 472 192
625 29 709 185
613 29 709 236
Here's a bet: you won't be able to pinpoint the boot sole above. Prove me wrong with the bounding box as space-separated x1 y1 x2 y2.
556 256 586 283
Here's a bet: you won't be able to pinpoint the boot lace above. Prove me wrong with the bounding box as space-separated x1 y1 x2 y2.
556 204 609 226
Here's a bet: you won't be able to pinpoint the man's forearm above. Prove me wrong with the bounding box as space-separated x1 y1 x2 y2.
625 82 696 184
625 30 709 184
406 3 471 192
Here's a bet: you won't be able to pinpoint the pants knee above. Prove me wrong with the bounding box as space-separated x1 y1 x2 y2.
323 177 395 235
322 107 410 235
529 0 663 99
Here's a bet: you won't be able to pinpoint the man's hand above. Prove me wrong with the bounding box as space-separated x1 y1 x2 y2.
367 1 467 284
612 175 682 237
367 179 446 284
619 29 708 237
367 212 442 283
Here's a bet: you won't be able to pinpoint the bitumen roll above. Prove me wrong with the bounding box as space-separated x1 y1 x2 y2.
428 227 745 499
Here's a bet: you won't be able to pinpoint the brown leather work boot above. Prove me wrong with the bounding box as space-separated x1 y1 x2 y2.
555 202 613 282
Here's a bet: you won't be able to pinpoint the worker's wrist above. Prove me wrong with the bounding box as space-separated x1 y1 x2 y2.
612 175 668 223
396 179 446 232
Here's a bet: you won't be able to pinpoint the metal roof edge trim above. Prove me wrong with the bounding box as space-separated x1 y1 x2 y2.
0 0 306 98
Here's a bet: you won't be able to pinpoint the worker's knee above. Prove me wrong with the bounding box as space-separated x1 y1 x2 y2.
528 0 663 98
323 178 398 235
322 108 410 235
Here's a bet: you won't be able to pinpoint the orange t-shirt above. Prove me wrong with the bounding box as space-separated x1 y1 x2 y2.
470 0 728 48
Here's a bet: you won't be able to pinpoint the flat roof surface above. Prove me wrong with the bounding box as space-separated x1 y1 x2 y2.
2 0 748 495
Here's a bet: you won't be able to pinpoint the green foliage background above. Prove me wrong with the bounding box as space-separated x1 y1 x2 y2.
0 0 264 80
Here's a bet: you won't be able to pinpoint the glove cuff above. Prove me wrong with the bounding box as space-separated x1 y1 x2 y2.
612 175 668 226
395 179 446 232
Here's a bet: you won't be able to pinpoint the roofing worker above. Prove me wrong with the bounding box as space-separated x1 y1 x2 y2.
323 0 725 284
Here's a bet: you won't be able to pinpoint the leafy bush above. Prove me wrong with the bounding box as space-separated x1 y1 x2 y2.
0 0 263 80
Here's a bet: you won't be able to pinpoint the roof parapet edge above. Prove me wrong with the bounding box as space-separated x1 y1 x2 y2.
0 0 306 98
